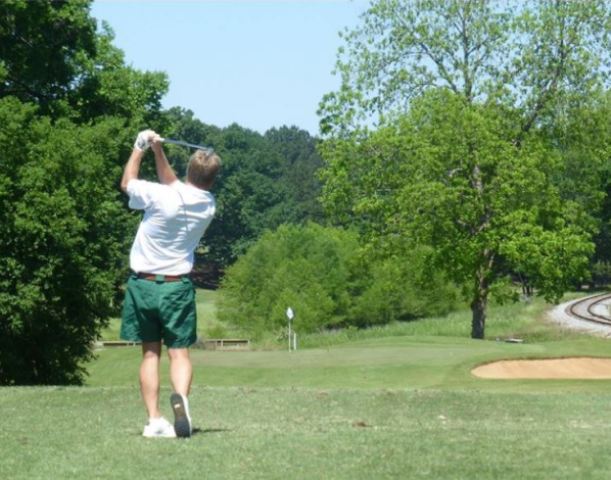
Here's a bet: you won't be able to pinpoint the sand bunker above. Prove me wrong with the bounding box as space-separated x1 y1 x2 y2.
472 357 611 379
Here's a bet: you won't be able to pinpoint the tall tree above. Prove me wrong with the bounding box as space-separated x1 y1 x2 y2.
0 1 168 383
320 0 610 136
0 0 97 115
71 22 168 125
0 1 168 125
0 98 134 384
547 90 611 266
319 0 610 338
265 126 325 223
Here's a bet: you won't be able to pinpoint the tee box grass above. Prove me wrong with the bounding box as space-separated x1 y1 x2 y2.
2 291 611 479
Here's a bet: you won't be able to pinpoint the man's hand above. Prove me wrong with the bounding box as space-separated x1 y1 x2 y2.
134 129 155 151
150 132 164 152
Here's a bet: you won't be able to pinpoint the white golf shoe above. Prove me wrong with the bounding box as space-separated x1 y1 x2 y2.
142 417 176 438
170 393 192 438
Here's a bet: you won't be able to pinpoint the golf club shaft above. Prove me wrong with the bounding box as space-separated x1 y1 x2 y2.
161 138 211 151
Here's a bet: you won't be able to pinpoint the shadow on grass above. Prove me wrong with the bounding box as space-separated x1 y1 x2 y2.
136 427 230 438
192 427 230 436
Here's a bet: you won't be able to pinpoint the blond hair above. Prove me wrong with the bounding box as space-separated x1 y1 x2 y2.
187 149 221 190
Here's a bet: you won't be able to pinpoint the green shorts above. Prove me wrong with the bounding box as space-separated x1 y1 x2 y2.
120 273 197 348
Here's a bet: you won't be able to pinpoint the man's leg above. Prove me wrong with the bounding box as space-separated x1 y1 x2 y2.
161 279 197 437
168 347 193 437
140 341 162 418
168 347 193 395
140 341 175 438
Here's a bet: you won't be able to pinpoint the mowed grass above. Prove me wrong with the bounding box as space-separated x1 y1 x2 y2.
87 334 611 394
3 384 611 479
3 291 611 479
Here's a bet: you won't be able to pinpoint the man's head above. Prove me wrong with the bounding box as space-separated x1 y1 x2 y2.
186 149 221 190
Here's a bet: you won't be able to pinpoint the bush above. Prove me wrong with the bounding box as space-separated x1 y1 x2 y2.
350 248 460 326
218 223 459 339
592 261 611 287
218 223 359 338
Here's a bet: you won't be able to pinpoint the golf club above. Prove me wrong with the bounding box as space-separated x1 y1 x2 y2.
161 137 214 153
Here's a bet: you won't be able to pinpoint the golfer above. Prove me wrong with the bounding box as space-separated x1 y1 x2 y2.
120 130 221 438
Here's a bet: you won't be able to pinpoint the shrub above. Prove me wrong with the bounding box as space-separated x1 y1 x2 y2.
218 223 460 339
591 261 611 287
218 223 359 338
350 248 460 326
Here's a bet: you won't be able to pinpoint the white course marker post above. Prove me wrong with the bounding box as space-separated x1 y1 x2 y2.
286 307 295 352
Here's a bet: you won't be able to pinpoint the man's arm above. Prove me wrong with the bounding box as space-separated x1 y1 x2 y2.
120 148 145 192
151 135 178 185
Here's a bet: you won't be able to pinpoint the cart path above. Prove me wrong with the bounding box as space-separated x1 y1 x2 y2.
546 292 611 337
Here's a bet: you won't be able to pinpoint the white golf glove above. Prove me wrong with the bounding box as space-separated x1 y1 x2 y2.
134 129 155 151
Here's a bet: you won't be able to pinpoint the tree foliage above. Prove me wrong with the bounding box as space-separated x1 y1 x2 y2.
319 0 609 338
0 0 168 124
70 24 168 125
0 1 168 384
265 126 324 223
320 0 610 136
0 98 134 384
219 224 359 337
218 223 458 338
322 90 595 338
0 0 97 115
547 90 611 267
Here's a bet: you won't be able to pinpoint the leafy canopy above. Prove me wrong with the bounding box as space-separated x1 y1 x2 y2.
0 1 168 384
218 223 458 338
320 0 610 136
318 0 609 338
0 98 134 384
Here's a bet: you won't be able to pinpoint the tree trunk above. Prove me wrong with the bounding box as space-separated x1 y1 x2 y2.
470 294 487 339
470 272 489 339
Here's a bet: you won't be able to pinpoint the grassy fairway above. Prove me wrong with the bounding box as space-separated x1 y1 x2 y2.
87 335 611 393
3 293 611 479
3 385 611 479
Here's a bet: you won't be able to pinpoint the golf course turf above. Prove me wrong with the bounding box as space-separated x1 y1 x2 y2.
2 295 611 479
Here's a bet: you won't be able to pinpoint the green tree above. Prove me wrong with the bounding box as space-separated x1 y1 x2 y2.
218 223 458 338
319 0 609 338
265 126 325 223
218 224 359 338
71 22 168 125
351 245 460 326
320 0 610 136
0 1 168 383
0 98 134 384
548 90 611 268
0 0 96 116
0 1 168 126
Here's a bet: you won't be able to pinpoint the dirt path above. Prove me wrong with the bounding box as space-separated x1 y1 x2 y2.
546 297 611 337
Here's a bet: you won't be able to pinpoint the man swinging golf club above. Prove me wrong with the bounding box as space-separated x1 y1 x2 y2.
120 129 221 438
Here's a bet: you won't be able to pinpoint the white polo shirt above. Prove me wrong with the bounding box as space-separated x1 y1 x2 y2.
126 179 216 275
